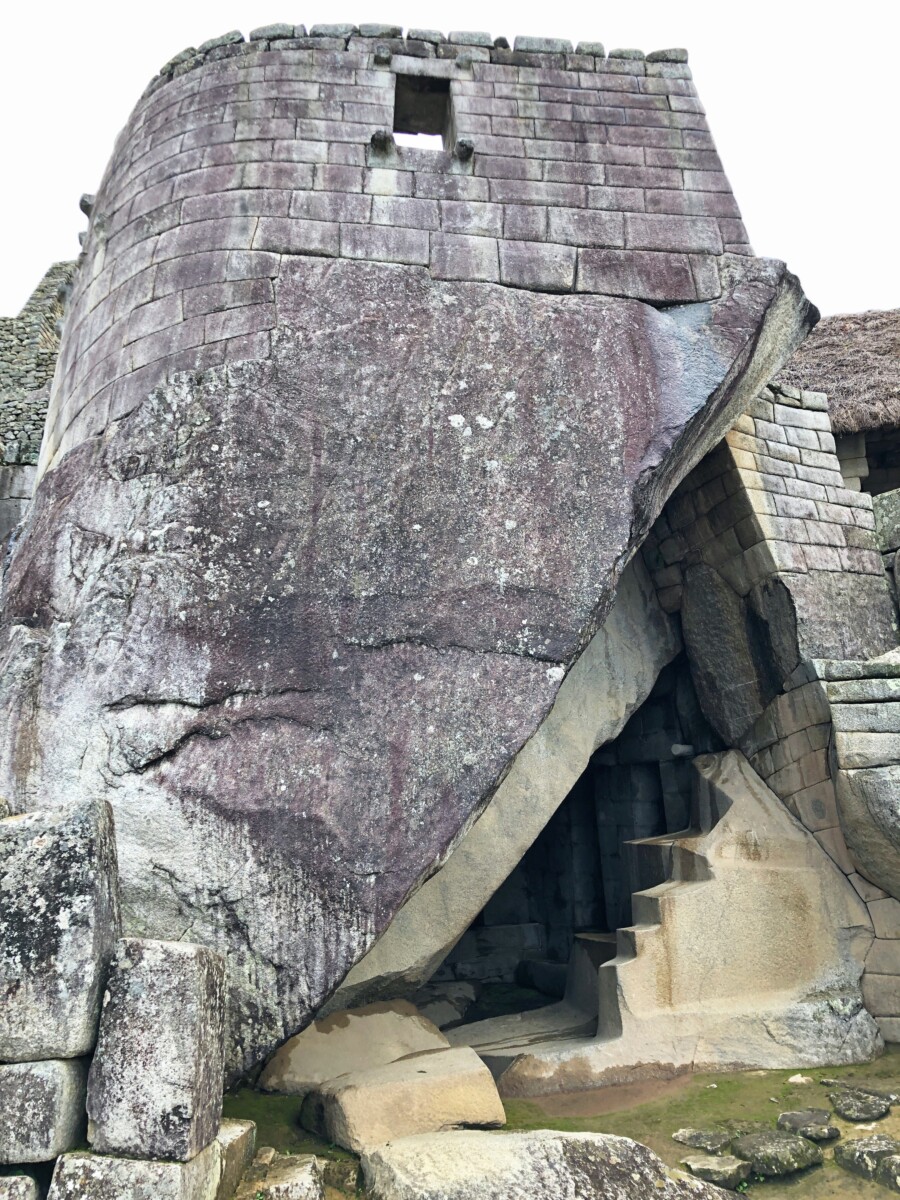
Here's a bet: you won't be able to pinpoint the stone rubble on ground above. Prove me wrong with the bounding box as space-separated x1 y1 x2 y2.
834 1134 900 1179
830 1087 894 1121
679 1154 751 1189
730 1130 824 1176
234 1153 324 1199
672 1128 734 1154
776 1108 840 1140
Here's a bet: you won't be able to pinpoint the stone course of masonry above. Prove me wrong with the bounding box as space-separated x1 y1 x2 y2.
40 26 750 472
0 264 75 464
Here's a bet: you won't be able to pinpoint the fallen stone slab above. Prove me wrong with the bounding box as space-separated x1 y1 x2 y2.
87 939 226 1161
47 1142 222 1199
834 1135 900 1179
672 1128 733 1154
731 1131 823 1176
301 1046 505 1153
777 1108 840 1140
412 983 478 1029
681 1154 751 1190
216 1120 256 1199
0 1178 39 1200
0 1060 87 1163
234 1154 324 1199
259 1001 448 1097
361 1129 733 1198
830 1087 892 1121
0 798 120 1061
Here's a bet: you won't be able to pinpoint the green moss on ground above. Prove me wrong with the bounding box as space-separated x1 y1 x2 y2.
225 1048 899 1197
504 1045 900 1197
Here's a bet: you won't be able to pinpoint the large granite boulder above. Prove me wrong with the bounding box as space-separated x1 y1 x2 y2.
0 255 813 1076
0 798 120 1061
361 1129 730 1198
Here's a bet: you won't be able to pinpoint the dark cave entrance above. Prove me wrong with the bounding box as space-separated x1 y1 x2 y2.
429 653 722 1020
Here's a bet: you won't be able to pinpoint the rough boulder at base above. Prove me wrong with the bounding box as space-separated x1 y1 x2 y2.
0 255 814 1076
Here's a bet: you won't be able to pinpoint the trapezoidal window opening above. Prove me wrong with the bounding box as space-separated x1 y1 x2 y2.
392 74 452 150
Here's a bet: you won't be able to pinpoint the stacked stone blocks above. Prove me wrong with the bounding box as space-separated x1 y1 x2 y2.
40 26 749 471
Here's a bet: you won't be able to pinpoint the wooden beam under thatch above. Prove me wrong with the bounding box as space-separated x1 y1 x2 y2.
777 308 900 435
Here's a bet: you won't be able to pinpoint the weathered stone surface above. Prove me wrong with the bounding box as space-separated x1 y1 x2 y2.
301 1046 505 1152
672 1129 733 1154
234 1155 324 1199
776 1109 839 1140
361 1130 729 1198
878 1154 900 1192
0 799 120 1061
834 1134 900 1178
216 1120 256 1199
259 1001 448 1097
834 765 900 902
87 939 226 1161
874 489 900 553
0 1060 87 1163
0 1178 39 1200
48 1142 222 1200
413 983 477 1029
681 1154 750 1189
830 1087 892 1121
0 254 813 1076
731 1131 823 1176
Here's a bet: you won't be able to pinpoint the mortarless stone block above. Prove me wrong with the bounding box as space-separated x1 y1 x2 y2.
87 939 226 1162
215 1120 256 1198
577 248 698 301
0 799 120 1061
47 1142 222 1200
429 234 499 281
0 1060 88 1164
0 1179 39 1200
499 240 576 291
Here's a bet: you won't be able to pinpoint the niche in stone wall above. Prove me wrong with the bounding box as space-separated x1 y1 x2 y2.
392 74 452 150
429 654 722 1006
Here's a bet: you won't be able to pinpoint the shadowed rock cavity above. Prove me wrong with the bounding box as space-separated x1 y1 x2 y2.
0 255 814 1077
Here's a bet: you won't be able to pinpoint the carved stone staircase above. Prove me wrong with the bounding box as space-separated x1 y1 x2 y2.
449 750 877 1096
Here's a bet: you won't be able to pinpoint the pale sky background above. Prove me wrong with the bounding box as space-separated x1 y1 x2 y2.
2 1 898 319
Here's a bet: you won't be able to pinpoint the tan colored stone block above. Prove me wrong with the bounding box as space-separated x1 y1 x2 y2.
791 780 838 832
862 974 900 1017
866 941 900 976
301 1047 505 1153
870 898 900 940
814 827 856 874
259 1001 449 1097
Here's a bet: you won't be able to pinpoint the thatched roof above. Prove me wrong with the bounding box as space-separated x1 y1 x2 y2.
777 309 900 435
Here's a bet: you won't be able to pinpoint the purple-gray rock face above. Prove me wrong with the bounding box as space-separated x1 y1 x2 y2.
86 939 225 1161
0 798 120 1061
0 255 812 1076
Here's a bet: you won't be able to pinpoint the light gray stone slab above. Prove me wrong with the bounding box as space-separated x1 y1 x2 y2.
0 798 120 1061
48 1142 222 1200
0 1059 87 1164
87 939 225 1161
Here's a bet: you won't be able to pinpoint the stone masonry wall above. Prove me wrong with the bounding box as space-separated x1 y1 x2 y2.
41 24 749 473
0 263 75 464
642 388 900 1041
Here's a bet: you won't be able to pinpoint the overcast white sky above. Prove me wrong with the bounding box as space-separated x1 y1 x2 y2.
3 2 898 319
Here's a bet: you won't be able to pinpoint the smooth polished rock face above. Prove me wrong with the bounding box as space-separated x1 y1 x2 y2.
0 799 120 1062
0 1059 88 1164
361 1129 729 1199
86 939 225 1161
0 256 813 1076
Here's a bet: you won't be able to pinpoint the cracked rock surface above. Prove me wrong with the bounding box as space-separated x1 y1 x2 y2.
0 256 813 1076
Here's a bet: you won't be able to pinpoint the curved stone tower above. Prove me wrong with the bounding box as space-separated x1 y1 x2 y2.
0 26 814 1076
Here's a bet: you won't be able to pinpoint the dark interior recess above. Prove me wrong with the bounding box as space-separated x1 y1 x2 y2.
432 655 723 997
864 428 900 495
393 74 452 141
